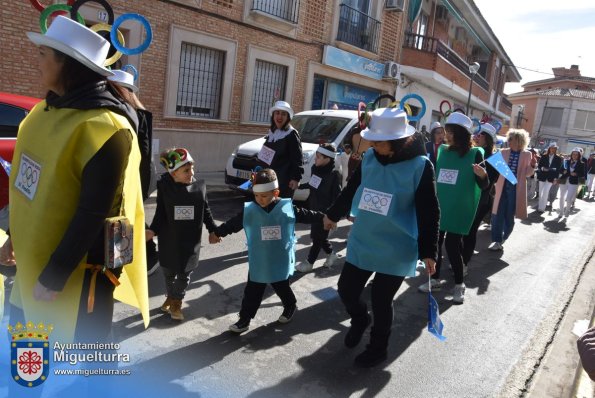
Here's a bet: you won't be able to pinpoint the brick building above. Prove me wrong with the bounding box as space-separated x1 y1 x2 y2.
509 65 595 154
1 0 410 171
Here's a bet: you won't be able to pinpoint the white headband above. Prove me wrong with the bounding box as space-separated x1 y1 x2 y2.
316 147 337 159
252 180 279 193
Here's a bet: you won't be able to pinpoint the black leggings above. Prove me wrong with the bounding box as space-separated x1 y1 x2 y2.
462 199 492 265
337 262 404 339
434 231 465 284
307 222 333 263
239 277 296 319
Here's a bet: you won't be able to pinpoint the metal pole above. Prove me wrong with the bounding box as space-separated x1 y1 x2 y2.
466 73 475 115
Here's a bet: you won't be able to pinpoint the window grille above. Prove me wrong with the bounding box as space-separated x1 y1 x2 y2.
250 60 288 123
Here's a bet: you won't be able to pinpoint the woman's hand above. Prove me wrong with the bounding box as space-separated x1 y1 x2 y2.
323 215 337 231
145 229 155 241
422 258 436 275
288 180 299 191
0 237 16 266
33 280 58 302
472 164 487 179
209 232 221 244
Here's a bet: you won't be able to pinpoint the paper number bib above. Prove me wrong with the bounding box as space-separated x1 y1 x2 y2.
15 153 41 201
309 175 322 189
437 168 459 185
261 225 281 240
257 146 276 165
174 206 195 220
357 187 393 216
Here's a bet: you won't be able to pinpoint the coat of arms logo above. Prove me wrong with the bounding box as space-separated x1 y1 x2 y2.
8 321 53 387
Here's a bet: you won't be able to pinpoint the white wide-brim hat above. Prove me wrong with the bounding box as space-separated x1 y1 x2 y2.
430 121 442 132
479 123 497 142
571 147 582 154
27 15 113 77
360 107 416 141
269 100 294 119
108 70 138 92
548 142 559 148
445 112 473 133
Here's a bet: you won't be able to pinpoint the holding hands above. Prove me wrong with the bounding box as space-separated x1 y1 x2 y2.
322 215 336 231
209 232 222 244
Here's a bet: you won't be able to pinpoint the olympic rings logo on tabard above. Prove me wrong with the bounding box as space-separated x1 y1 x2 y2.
363 193 389 209
261 226 282 241
22 165 39 188
176 208 193 216
174 206 195 220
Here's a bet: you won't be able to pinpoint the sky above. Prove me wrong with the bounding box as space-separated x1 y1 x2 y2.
473 0 595 95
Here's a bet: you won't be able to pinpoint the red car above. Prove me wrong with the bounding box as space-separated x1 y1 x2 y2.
0 92 41 209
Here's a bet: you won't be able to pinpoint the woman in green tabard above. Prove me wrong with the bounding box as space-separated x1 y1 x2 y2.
418 112 489 304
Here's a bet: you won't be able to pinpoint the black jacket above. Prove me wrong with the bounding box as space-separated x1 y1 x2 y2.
537 154 563 182
258 128 303 197
216 200 323 237
150 174 216 273
559 160 586 185
38 82 139 291
425 141 440 166
326 133 440 262
300 162 342 211
136 108 154 200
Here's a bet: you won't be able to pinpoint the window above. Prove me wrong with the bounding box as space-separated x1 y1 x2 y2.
176 43 225 119
250 60 288 122
574 110 595 131
251 0 299 23
542 107 563 128
0 104 28 137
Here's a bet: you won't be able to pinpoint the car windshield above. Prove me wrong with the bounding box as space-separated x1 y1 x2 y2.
291 115 351 144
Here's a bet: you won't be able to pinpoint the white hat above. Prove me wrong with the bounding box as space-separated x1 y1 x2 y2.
548 142 558 148
269 101 294 119
479 123 497 141
27 16 113 77
445 112 473 133
430 121 442 132
360 107 416 141
571 147 582 154
108 70 138 93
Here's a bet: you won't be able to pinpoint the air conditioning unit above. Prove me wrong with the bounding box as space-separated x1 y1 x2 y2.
384 61 401 80
385 0 405 12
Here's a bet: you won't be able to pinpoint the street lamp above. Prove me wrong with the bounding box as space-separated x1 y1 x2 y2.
466 62 480 115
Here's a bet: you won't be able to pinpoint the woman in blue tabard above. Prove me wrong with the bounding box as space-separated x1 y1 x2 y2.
323 107 440 368
417 112 488 304
215 169 323 334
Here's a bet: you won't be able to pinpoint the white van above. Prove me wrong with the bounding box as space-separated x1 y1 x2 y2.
225 109 360 201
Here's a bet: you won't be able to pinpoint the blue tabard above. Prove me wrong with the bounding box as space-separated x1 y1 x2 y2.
347 149 426 277
243 198 296 283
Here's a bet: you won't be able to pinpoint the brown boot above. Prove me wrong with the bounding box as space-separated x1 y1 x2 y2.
160 296 173 313
169 299 184 321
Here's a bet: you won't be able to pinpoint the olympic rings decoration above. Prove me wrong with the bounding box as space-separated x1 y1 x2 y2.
30 0 75 13
110 13 153 55
399 93 426 122
439 100 451 116
90 23 124 66
471 118 482 134
491 120 503 133
121 64 139 81
357 101 367 129
371 94 396 110
40 4 85 34
160 148 189 170
395 101 413 116
70 0 114 25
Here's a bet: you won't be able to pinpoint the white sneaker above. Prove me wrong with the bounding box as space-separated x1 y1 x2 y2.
323 252 339 268
488 242 503 251
295 260 314 273
418 279 446 293
453 283 466 304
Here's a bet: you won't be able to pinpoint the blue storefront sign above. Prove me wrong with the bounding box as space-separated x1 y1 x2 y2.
323 46 385 80
326 81 380 110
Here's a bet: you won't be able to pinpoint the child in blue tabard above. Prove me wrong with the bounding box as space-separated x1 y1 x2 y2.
214 169 323 333
323 107 440 367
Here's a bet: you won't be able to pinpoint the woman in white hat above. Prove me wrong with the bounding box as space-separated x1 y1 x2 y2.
558 148 586 218
418 112 488 304
323 107 439 367
462 123 499 263
4 16 149 343
488 129 534 250
536 142 563 212
257 100 303 198
425 121 445 166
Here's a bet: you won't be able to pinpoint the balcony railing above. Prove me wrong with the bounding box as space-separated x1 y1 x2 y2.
336 4 381 53
404 33 490 91
251 0 300 24
501 97 512 109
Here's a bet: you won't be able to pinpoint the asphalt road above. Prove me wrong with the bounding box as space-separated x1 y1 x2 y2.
2 190 594 397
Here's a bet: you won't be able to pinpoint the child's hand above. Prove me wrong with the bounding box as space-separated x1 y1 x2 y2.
145 229 155 241
209 232 221 244
323 215 337 230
